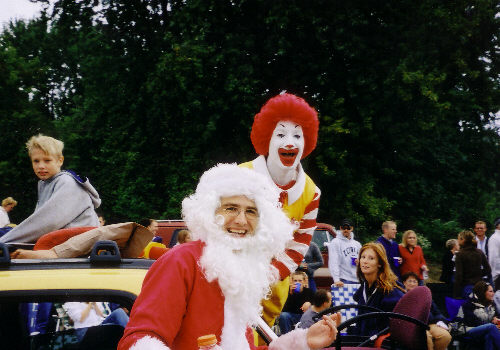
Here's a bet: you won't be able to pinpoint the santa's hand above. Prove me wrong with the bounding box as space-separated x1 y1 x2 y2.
306 315 338 349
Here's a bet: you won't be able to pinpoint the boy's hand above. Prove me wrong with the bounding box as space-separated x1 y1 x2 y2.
301 301 311 312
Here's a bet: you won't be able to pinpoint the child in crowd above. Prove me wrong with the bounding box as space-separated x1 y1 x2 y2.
0 134 101 244
278 271 314 334
0 197 17 227
176 229 191 244
440 238 459 285
298 289 336 329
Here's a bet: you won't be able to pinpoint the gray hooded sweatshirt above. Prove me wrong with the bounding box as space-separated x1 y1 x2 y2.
327 231 362 283
0 171 101 244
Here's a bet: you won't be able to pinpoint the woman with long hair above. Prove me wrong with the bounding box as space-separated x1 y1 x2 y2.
454 230 491 298
455 281 500 350
398 230 428 283
351 242 405 336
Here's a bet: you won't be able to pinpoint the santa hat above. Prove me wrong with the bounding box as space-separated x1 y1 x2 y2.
182 163 294 250
250 93 319 159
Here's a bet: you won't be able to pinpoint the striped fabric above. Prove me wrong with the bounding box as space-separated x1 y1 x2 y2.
331 284 361 322
272 187 321 279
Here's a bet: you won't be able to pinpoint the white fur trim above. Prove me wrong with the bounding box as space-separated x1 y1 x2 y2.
129 336 170 350
220 301 251 350
269 328 309 350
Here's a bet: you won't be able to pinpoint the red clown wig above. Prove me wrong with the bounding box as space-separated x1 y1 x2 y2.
250 93 319 159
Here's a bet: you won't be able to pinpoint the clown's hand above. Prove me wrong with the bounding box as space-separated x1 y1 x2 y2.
306 315 338 349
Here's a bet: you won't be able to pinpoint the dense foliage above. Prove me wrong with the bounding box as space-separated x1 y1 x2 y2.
1 0 499 258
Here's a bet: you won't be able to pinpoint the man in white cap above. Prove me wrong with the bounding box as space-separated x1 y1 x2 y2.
118 164 338 350
328 219 361 287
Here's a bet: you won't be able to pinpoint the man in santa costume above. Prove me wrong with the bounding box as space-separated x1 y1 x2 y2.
240 93 321 326
118 164 337 350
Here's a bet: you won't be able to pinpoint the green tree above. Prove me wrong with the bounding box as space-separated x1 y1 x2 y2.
1 0 499 257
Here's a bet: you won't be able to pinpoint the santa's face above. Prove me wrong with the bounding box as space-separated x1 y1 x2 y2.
216 195 259 239
267 120 304 169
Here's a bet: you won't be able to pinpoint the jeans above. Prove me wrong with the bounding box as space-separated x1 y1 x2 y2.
278 312 302 334
466 323 500 350
102 308 129 328
75 308 129 340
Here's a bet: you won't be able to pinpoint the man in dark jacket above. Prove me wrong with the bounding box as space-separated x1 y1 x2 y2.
376 221 401 278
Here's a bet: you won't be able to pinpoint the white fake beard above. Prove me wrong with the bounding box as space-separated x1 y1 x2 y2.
200 226 278 350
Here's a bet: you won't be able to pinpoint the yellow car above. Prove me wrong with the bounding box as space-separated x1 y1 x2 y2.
0 240 153 350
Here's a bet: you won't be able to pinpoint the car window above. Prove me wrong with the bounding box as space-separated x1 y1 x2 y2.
0 300 130 350
312 229 331 251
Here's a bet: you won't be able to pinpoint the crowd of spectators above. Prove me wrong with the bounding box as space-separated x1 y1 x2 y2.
278 217 499 350
2 132 499 348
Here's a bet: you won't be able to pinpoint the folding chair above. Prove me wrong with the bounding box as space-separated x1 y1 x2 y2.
444 296 466 322
445 297 473 350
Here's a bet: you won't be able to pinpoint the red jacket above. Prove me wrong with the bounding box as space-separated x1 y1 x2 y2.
398 245 426 280
118 240 270 350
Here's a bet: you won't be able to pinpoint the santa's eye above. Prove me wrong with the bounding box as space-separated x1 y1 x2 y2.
245 208 259 218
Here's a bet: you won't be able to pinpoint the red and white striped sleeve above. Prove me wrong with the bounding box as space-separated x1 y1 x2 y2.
271 187 321 280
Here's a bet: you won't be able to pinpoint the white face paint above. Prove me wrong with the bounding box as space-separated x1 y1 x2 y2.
267 120 304 170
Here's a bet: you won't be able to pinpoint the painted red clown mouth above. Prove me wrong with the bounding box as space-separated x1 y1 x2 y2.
278 148 298 167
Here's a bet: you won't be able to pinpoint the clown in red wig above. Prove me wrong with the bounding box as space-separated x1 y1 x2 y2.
240 93 321 328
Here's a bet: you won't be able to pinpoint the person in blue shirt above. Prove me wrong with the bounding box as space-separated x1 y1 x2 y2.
376 221 401 278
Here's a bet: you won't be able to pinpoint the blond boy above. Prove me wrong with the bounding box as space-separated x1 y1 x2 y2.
0 135 101 244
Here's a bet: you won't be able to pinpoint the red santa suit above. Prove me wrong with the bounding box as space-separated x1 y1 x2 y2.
118 241 226 350
118 240 312 350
